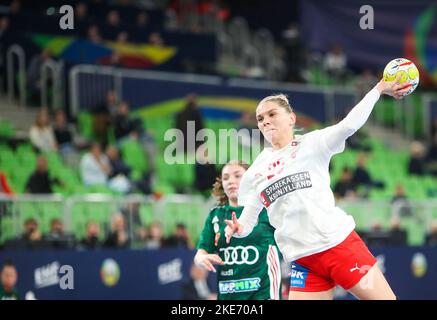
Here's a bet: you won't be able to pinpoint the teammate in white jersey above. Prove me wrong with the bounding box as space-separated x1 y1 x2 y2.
224 76 409 300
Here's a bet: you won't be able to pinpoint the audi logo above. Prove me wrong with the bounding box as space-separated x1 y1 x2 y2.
219 246 259 265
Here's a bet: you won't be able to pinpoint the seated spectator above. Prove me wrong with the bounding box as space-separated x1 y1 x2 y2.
425 220 437 246
120 201 147 243
43 218 76 249
112 101 157 171
104 213 130 249
88 25 102 44
4 218 42 250
148 32 164 46
361 223 391 248
323 44 348 82
194 146 218 195
144 221 165 249
352 153 384 196
387 217 407 246
391 184 413 219
80 142 112 187
0 260 19 300
425 132 437 176
136 11 149 29
164 223 194 249
79 221 101 250
25 156 61 194
53 110 74 154
181 263 216 300
175 94 204 154
92 90 116 146
27 49 55 107
106 145 131 178
408 141 426 176
29 110 58 152
334 167 357 200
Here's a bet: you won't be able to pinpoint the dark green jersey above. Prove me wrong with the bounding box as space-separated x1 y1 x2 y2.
197 205 282 300
0 285 19 300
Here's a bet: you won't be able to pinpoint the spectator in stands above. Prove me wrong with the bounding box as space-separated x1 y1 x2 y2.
79 221 101 250
80 142 112 187
116 31 129 44
281 23 305 83
387 217 407 246
0 16 10 39
43 218 75 249
408 141 426 176
164 223 194 249
181 263 216 300
104 212 130 249
6 218 42 250
352 153 385 196
120 201 148 243
112 101 157 172
333 167 357 200
144 221 165 249
391 184 413 219
27 49 55 107
9 0 21 15
113 101 143 141
29 109 58 152
425 220 437 246
425 132 437 176
0 260 19 300
148 32 164 46
194 145 218 195
25 155 61 194
106 145 131 178
323 44 348 82
87 25 103 44
107 10 121 27
360 222 386 247
92 91 117 147
53 110 75 155
136 11 149 29
175 93 205 154
75 2 90 32
391 183 413 219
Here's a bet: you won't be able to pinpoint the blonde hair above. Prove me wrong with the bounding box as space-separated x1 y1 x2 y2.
212 160 249 206
257 93 293 113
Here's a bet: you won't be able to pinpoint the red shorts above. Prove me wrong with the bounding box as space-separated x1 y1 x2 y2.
289 230 377 292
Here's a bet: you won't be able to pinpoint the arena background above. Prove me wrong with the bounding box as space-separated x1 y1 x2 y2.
0 0 437 300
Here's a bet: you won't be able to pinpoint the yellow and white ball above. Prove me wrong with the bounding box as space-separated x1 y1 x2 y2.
383 58 419 96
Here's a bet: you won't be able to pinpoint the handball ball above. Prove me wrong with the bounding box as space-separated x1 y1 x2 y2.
383 58 419 96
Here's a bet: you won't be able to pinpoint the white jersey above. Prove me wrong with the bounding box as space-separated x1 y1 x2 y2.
237 87 381 262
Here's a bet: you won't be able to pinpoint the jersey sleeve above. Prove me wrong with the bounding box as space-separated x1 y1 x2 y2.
317 87 381 156
236 170 265 238
196 208 217 253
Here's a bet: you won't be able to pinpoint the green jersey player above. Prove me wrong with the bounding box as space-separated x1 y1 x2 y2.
195 160 282 300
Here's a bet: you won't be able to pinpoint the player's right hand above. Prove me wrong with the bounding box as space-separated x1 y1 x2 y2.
224 212 244 244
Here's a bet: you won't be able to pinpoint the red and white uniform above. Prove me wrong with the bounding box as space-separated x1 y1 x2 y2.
236 87 381 290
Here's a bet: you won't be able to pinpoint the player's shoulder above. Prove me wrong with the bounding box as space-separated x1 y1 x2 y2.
208 205 226 217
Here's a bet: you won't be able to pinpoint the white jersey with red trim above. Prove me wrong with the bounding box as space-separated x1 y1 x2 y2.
237 87 382 262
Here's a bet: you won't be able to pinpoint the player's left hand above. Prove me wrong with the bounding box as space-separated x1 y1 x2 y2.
224 211 244 244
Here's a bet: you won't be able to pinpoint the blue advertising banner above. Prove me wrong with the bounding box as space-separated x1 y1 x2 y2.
0 247 436 300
